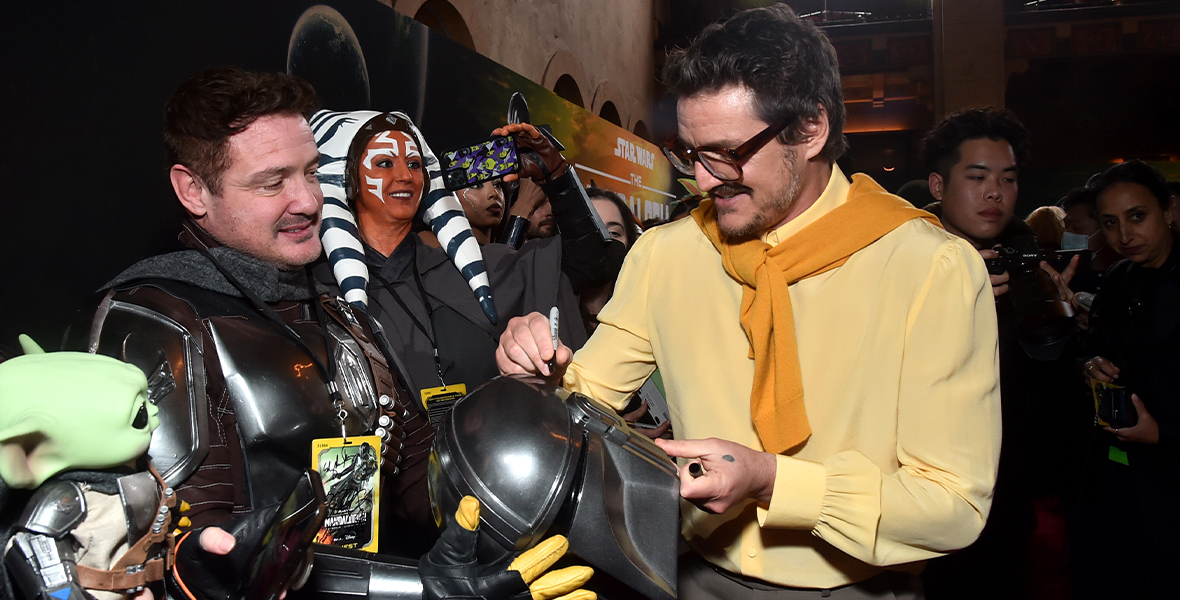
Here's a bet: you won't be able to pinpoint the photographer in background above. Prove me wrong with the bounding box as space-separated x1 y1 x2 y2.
919 107 1077 599
1073 160 1180 599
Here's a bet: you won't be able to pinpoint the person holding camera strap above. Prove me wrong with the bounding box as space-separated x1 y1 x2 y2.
919 107 1081 599
1072 160 1180 599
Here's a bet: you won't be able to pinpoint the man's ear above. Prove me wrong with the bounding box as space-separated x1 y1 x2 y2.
170 164 210 218
928 172 945 201
798 105 831 161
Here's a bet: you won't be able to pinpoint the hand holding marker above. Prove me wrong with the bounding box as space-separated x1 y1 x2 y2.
547 306 559 373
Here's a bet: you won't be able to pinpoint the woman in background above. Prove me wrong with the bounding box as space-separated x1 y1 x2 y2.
458 179 506 244
1072 160 1180 599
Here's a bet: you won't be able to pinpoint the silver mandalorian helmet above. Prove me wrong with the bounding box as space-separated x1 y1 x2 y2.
428 376 679 600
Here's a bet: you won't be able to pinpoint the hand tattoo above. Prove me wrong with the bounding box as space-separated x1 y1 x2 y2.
722 455 735 462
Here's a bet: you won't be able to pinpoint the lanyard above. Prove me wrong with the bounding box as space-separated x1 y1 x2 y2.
370 267 448 387
196 247 350 438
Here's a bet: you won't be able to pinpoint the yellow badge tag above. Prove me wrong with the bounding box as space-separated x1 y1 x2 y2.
420 383 467 426
311 435 382 553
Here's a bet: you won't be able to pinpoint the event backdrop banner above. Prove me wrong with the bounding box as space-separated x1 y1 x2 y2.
286 3 677 221
0 0 677 351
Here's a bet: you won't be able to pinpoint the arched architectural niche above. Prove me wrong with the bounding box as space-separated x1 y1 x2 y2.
553 75 584 108
409 0 474 51
542 51 589 109
390 0 422 14
632 120 650 143
590 80 626 128
625 98 653 141
599 102 621 126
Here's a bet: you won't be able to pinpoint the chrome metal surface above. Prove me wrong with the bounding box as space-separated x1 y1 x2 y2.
429 376 680 600
117 471 160 546
208 315 378 508
19 481 86 537
90 298 208 487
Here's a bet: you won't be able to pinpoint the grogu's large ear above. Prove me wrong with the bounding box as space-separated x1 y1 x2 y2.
18 334 45 355
0 420 40 488
1 347 46 487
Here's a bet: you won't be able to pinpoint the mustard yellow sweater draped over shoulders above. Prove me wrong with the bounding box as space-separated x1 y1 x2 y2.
565 166 1001 588
691 176 941 453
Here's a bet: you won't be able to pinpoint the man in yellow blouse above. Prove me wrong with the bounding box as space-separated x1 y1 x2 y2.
496 5 1001 598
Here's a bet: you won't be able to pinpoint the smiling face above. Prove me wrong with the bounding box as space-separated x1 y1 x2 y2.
676 86 815 238
929 137 1018 249
1096 181 1175 268
355 129 425 226
178 113 324 270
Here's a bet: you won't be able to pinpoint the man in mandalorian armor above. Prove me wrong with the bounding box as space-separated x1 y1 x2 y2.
79 65 418 542
59 66 598 600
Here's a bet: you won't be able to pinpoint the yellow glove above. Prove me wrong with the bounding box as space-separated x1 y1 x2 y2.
448 496 596 600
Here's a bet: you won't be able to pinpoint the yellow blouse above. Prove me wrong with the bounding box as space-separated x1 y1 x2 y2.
564 166 1001 588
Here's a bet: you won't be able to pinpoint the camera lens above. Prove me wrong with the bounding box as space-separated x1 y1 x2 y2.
445 170 465 190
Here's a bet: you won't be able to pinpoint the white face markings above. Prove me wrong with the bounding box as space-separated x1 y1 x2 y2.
363 131 399 169
360 131 424 206
402 136 421 161
365 175 386 204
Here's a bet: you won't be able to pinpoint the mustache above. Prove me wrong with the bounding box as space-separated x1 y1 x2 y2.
708 184 752 199
275 214 318 231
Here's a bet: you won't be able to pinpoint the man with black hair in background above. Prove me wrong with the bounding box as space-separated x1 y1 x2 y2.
921 107 1078 599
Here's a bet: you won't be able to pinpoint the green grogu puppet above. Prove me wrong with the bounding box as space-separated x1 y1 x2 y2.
1 335 175 600
0 335 158 488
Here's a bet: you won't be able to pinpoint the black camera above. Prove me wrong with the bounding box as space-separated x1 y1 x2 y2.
1095 384 1138 429
984 241 1086 361
170 470 327 600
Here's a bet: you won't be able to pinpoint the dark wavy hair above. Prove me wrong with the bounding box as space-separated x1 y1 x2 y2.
585 185 640 248
921 107 1029 179
163 66 319 195
1087 160 1172 210
662 4 847 162
1057 186 1097 219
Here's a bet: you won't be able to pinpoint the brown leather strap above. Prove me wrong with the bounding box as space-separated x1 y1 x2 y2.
76 463 177 591
76 558 165 591
320 295 418 471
